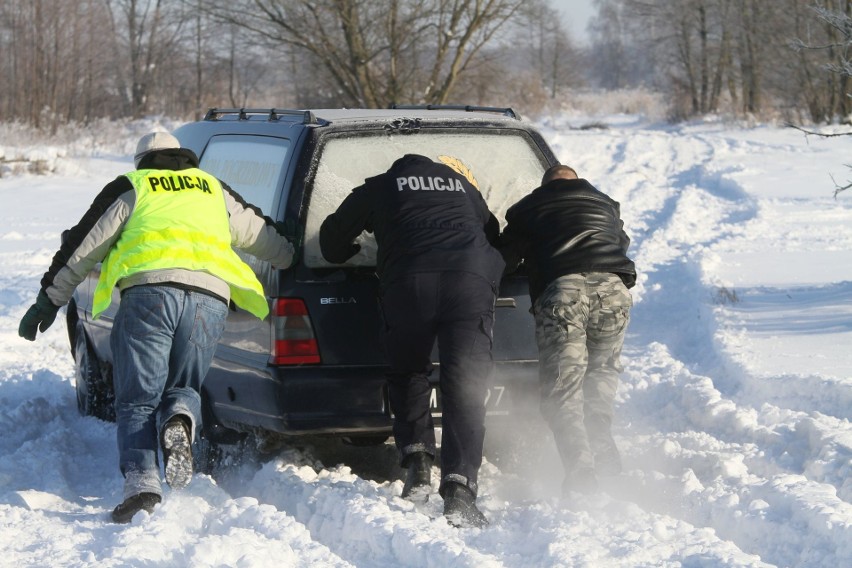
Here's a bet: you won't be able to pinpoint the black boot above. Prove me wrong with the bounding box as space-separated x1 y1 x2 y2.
111 492 161 524
401 452 433 499
161 415 193 489
442 482 488 528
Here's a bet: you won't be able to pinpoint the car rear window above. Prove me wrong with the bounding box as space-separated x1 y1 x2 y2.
303 130 548 268
200 135 291 215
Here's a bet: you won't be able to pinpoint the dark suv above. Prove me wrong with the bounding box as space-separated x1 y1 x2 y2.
67 105 558 447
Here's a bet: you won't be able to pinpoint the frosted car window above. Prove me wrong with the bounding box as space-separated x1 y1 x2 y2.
303 131 547 268
200 135 290 215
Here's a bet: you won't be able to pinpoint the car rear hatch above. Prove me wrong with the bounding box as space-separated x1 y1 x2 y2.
289 115 552 370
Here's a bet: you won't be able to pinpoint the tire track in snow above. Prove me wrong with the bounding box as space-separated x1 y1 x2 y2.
0 358 353 567
615 342 852 567
552 125 851 565
231 453 508 567
222 444 769 567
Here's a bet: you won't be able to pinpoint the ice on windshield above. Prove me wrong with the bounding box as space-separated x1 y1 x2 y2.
303 131 547 268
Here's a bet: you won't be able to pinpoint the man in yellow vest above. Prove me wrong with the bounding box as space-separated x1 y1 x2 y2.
18 132 296 523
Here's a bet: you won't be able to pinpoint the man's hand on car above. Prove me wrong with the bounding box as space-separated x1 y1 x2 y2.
276 219 305 265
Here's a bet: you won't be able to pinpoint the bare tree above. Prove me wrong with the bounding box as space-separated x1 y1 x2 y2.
0 0 117 127
586 0 847 121
588 0 630 89
4 0 846 126
789 1 852 196
2 1 56 126
104 0 191 117
202 0 526 108
809 0 852 119
789 0 852 123
625 0 735 116
513 0 582 98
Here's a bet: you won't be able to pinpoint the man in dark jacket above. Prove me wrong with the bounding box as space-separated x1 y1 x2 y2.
320 154 504 528
500 164 636 495
18 132 295 523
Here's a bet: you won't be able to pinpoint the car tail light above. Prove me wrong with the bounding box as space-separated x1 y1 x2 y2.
272 298 320 365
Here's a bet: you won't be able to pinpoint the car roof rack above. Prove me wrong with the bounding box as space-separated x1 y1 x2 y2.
388 103 518 120
204 108 319 124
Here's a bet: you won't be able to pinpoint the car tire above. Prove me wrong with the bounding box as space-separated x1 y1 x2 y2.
74 325 116 422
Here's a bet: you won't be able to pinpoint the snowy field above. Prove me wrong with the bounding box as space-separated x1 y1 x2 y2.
1 113 850 567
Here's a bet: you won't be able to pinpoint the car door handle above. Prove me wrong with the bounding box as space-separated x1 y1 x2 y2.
496 297 516 308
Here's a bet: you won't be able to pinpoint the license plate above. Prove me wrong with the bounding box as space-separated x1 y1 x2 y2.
429 384 509 417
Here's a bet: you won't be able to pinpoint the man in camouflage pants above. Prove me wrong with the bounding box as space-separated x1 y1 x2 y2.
500 165 636 495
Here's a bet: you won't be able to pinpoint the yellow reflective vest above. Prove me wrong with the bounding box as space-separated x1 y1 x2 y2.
93 168 269 319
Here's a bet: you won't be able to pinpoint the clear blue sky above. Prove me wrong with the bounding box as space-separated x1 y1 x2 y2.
549 0 595 44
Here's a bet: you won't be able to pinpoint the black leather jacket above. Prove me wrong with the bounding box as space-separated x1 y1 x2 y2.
499 178 636 302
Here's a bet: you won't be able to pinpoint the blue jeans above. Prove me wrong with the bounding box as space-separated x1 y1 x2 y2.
111 285 227 498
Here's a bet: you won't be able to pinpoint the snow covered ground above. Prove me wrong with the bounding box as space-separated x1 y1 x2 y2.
1 113 850 567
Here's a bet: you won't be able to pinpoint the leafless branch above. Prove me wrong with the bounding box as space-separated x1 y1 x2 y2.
785 122 852 138
830 171 852 198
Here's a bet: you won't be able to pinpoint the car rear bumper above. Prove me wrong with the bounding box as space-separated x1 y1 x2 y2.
204 359 541 437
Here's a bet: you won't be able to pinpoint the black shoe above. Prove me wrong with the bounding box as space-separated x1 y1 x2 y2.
562 467 600 496
111 492 161 524
442 482 488 528
161 416 193 489
401 452 433 499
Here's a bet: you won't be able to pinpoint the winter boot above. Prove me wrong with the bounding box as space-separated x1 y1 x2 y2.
594 448 623 476
562 467 600 496
442 482 488 528
401 452 433 500
111 492 161 524
588 427 622 476
161 415 193 489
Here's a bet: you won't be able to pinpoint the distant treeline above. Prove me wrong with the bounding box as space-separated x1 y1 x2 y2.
0 0 848 129
587 0 851 123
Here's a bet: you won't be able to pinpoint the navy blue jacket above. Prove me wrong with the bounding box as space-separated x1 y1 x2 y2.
319 154 505 288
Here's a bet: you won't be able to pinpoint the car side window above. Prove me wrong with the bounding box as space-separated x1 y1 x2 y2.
302 130 548 269
200 135 291 216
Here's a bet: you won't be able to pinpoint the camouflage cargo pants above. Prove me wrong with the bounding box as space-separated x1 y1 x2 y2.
533 272 632 475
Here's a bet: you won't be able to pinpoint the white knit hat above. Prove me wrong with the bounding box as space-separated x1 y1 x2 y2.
134 132 181 167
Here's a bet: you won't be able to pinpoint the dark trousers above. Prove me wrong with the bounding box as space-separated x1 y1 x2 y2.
380 271 497 496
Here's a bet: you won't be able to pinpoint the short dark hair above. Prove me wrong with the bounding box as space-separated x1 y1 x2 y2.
542 164 578 185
